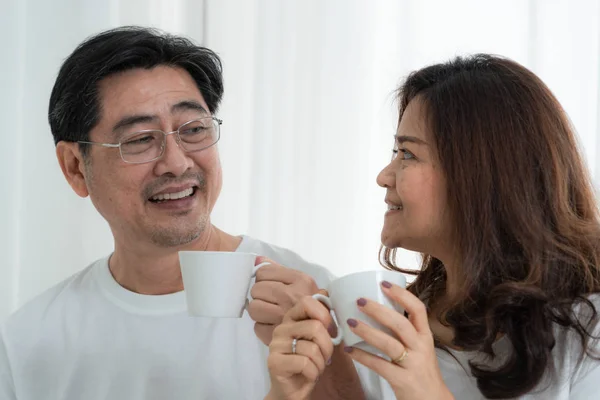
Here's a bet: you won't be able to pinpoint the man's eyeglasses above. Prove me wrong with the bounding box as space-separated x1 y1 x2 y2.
78 117 222 164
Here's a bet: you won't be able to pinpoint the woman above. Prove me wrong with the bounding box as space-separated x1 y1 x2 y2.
265 54 600 399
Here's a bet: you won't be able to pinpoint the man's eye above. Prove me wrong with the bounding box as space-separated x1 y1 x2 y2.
124 135 155 145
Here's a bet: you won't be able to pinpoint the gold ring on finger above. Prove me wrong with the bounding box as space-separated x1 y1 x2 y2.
392 349 408 365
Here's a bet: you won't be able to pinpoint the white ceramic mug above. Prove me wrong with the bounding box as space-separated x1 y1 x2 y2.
179 251 269 317
313 270 407 355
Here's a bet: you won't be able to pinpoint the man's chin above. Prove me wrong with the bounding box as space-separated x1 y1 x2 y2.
151 232 200 248
148 224 205 248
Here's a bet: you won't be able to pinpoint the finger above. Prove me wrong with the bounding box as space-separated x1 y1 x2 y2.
255 255 271 266
345 317 408 365
272 319 335 363
250 280 290 305
255 263 314 287
381 281 430 334
284 296 335 335
254 323 274 345
295 339 328 373
267 353 320 382
356 297 419 349
344 346 404 384
271 337 328 373
247 299 284 325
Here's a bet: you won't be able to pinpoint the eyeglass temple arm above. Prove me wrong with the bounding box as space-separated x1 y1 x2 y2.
77 141 120 148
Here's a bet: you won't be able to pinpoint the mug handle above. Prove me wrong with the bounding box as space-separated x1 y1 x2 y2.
252 261 271 277
312 293 343 345
244 261 272 311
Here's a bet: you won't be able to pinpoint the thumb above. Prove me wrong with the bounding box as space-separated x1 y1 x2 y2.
316 288 329 297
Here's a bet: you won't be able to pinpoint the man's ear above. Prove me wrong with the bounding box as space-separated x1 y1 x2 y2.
56 142 90 198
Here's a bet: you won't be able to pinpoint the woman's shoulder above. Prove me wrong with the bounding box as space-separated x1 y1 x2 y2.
554 293 600 347
573 293 600 318
550 294 600 390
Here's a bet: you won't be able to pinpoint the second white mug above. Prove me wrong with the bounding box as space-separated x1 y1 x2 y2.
313 269 407 355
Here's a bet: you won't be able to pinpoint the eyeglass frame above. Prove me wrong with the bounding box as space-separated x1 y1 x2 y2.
77 116 223 164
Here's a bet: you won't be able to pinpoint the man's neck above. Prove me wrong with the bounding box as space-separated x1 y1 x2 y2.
108 225 242 295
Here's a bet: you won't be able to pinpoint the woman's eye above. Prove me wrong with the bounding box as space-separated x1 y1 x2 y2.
395 148 415 160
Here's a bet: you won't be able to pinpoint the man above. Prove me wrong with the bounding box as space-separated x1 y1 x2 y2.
0 27 370 399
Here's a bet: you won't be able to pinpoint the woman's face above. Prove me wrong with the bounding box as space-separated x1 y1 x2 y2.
376 98 452 258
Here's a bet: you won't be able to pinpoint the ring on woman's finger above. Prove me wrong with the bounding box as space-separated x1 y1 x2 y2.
291 338 298 354
392 349 409 365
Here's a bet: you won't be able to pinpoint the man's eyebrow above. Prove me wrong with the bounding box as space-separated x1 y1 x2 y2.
111 101 210 134
112 115 157 133
171 100 209 115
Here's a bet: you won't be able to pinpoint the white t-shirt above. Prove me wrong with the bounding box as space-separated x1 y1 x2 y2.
0 236 389 400
6 234 594 400
437 295 600 399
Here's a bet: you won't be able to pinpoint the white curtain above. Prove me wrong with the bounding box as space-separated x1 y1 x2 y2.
1 0 599 321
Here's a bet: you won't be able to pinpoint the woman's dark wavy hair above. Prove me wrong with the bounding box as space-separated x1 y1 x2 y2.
381 54 600 398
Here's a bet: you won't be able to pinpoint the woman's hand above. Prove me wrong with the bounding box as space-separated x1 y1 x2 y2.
266 294 335 400
343 281 454 400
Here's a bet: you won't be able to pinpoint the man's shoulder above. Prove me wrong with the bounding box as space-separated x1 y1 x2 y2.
1 258 105 340
238 236 336 287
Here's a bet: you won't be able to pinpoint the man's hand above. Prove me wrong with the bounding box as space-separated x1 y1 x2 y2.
248 257 319 345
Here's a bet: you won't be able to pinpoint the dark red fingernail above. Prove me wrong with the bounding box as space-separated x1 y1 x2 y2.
381 281 392 288
326 358 332 365
347 318 358 328
344 346 354 353
327 323 336 336
356 298 367 307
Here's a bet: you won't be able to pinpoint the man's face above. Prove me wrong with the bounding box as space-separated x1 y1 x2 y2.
81 66 223 249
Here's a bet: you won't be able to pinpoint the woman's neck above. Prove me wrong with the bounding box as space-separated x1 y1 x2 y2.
427 292 460 349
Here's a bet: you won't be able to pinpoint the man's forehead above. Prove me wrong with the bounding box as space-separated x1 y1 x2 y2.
96 67 210 123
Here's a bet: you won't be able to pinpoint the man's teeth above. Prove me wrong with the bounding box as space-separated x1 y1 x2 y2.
151 187 194 201
388 205 403 211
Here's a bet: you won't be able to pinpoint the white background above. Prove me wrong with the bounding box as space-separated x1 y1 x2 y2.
1 0 599 320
